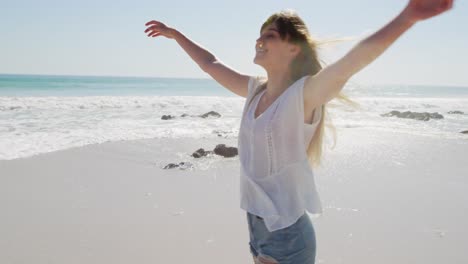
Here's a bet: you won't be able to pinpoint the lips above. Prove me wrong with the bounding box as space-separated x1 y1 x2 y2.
256 47 267 54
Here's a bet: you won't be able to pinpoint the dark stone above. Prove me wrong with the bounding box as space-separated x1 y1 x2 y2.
448 111 464 115
381 111 444 121
161 115 175 120
180 113 189 117
381 110 400 117
192 148 207 158
163 163 179 169
200 111 221 118
163 162 194 170
461 130 468 134
192 148 215 158
213 144 238 158
429 112 444 119
178 162 194 170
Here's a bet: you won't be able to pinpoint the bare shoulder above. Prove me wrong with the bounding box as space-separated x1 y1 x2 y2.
303 66 348 110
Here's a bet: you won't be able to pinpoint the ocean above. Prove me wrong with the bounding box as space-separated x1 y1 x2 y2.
1 73 467 160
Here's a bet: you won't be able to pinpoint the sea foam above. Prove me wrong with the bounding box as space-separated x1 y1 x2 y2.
1 95 467 160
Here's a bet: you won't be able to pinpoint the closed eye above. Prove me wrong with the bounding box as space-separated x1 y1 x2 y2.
260 33 276 40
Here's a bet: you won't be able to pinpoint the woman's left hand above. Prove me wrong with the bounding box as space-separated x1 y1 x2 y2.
403 0 454 24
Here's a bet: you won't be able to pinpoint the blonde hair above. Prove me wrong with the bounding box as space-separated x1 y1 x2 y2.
250 10 357 167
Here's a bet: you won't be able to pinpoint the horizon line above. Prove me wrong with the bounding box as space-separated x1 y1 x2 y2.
1 72 467 89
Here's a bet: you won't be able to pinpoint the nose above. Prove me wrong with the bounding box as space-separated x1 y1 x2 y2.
256 37 263 48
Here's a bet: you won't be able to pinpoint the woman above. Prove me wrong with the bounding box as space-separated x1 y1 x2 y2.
144 1 453 263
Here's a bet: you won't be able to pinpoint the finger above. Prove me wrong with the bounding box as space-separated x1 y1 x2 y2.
144 25 162 33
145 20 160 26
145 26 161 33
144 26 155 33
146 28 157 36
149 31 161 37
147 31 159 37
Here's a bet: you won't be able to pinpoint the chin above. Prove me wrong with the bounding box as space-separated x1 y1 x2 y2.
253 56 265 67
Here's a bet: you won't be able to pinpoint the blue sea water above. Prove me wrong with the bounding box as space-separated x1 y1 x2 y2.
1 73 468 98
0 74 233 97
1 73 467 160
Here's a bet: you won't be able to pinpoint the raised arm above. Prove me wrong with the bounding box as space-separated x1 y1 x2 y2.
144 21 250 98
304 0 454 107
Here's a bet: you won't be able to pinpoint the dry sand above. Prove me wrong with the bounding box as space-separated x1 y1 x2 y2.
1 128 467 264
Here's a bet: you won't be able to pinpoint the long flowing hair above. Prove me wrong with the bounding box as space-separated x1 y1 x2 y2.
248 10 357 167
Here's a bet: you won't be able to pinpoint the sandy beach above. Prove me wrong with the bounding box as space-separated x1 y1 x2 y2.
1 128 467 264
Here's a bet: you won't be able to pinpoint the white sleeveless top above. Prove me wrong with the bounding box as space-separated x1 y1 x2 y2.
238 75 323 232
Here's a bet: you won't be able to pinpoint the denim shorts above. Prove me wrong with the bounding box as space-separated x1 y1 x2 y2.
247 212 316 264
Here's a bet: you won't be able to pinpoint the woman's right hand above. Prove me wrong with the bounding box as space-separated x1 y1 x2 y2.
144 20 175 39
143 19 249 98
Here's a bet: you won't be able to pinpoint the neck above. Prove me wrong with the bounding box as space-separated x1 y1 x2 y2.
264 68 293 100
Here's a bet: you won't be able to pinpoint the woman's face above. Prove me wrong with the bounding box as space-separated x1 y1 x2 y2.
254 23 299 70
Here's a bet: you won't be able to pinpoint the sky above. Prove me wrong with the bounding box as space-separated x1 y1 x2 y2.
1 0 467 86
